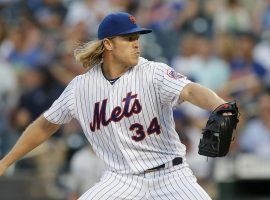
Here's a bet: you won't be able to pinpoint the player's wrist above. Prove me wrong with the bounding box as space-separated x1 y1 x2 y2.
0 160 9 176
211 101 226 111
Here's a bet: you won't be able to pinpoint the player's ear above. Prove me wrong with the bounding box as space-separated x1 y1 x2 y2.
103 38 113 51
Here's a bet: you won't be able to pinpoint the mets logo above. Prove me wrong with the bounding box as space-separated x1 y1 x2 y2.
166 69 184 80
129 15 137 24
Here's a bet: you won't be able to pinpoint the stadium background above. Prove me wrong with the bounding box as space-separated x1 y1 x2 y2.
0 0 270 199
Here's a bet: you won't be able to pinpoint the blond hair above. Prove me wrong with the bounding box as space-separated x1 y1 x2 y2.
74 40 104 69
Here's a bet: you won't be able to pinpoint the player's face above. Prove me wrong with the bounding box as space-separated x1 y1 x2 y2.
110 34 140 68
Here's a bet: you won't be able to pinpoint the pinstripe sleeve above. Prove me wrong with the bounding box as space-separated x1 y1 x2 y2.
153 63 191 106
43 78 77 124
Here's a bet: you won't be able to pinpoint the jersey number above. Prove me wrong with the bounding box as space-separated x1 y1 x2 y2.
129 117 161 142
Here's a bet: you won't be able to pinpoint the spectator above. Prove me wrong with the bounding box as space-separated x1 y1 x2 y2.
238 91 270 157
67 145 105 200
138 0 185 31
13 67 64 125
171 34 197 76
213 0 252 33
31 0 67 30
183 35 230 91
0 59 18 158
260 0 270 32
220 33 264 117
213 32 235 63
7 21 47 69
0 59 18 115
253 30 270 87
64 0 114 38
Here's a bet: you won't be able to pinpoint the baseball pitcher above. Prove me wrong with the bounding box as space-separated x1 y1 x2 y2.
0 12 239 199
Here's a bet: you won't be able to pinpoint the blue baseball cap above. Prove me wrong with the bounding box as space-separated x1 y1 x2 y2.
98 12 152 40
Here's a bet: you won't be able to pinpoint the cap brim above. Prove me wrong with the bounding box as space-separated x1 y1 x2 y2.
117 27 152 36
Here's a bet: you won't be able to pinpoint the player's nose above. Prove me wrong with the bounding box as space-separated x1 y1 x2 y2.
133 39 139 49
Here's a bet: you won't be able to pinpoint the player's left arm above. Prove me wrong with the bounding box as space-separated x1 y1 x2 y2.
180 82 226 111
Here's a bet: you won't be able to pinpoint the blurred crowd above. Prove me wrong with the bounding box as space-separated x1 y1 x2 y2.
1 0 270 199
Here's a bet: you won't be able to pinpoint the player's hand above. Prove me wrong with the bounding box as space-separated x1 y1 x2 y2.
0 160 8 176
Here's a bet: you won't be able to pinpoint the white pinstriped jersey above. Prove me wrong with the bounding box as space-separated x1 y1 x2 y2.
44 57 191 174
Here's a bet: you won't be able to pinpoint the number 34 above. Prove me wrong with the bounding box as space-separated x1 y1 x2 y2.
129 117 161 142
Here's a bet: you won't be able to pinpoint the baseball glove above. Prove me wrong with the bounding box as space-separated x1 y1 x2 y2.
198 102 239 157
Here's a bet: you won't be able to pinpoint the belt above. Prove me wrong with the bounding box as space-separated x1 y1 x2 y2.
145 157 183 172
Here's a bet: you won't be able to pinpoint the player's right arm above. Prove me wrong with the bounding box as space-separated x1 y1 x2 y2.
0 76 77 176
0 115 60 176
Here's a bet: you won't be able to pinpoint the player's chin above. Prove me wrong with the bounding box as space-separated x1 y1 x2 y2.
130 56 139 66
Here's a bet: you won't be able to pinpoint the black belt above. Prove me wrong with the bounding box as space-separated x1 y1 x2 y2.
145 157 183 172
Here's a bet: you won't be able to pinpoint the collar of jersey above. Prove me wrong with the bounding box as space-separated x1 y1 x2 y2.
101 66 121 85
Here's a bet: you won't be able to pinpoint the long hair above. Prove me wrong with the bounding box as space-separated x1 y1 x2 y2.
74 40 104 69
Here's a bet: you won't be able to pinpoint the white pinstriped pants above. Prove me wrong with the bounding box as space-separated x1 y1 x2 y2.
79 164 212 200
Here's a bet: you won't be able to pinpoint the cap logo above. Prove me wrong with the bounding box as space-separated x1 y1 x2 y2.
129 15 137 24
